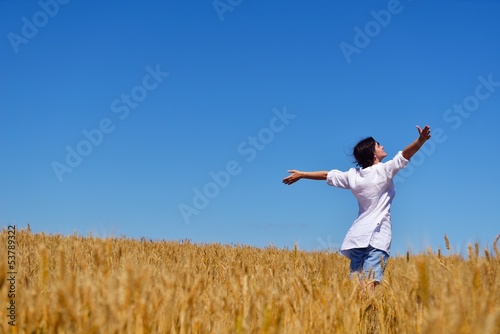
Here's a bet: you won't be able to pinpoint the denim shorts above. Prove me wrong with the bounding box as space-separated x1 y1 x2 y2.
346 245 389 283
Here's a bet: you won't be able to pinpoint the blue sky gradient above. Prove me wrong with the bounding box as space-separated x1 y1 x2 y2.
1 0 500 255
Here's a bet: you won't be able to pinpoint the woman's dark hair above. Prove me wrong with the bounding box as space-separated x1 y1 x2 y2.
353 137 376 169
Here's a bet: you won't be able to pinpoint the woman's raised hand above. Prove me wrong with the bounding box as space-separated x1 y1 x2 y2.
282 170 302 185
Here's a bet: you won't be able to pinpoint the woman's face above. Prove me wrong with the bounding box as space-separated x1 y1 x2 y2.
374 141 387 162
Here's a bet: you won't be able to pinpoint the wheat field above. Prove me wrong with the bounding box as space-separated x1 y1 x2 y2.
0 228 499 334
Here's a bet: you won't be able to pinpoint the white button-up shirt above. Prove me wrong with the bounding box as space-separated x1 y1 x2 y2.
326 151 409 257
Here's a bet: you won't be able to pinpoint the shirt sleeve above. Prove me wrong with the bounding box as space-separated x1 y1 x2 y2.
326 169 351 189
383 151 409 178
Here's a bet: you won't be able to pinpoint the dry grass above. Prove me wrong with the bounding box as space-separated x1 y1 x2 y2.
1 228 499 333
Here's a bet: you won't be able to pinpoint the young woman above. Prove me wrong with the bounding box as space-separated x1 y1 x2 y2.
282 125 432 291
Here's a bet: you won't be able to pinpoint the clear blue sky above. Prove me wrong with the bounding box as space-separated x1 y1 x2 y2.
1 0 499 256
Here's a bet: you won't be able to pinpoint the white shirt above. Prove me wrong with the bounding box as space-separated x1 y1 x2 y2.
326 151 409 256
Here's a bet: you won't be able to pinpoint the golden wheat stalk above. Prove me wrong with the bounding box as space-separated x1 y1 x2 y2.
444 234 450 251
494 233 500 257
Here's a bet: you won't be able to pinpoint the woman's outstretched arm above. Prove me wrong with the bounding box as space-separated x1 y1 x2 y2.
402 125 432 160
282 170 328 185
